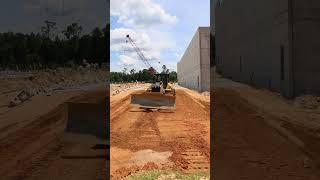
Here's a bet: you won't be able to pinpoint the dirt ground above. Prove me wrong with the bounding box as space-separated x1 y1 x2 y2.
0 67 107 111
110 86 210 179
0 82 108 179
110 83 150 96
213 67 320 180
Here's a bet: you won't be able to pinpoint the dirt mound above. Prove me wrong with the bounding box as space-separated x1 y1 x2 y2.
201 91 210 96
295 95 320 109
110 83 149 96
0 67 107 108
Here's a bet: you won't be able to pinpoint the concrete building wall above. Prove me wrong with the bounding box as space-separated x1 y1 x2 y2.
214 0 320 97
293 0 320 95
177 27 210 92
214 0 292 97
199 27 211 91
177 29 201 91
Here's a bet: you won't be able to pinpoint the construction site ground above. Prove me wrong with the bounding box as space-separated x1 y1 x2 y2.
0 81 108 180
110 84 210 179
213 67 320 180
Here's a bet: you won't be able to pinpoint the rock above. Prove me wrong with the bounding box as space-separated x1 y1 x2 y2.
9 99 20 107
8 90 34 107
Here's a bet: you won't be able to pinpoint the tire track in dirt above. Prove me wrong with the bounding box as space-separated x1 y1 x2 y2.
166 90 210 172
4 139 69 180
0 103 67 178
110 94 131 121
111 110 163 151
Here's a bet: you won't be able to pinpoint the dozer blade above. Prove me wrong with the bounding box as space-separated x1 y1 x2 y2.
131 92 176 109
65 91 108 141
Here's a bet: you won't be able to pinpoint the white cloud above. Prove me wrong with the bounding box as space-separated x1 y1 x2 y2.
110 1 179 72
119 55 137 65
111 0 178 28
167 64 177 71
110 28 151 53
111 28 176 69
174 52 182 59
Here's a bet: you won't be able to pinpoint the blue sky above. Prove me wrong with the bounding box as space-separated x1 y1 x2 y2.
110 0 210 72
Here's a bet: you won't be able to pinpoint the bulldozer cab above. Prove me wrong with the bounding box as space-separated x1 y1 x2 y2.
154 73 169 89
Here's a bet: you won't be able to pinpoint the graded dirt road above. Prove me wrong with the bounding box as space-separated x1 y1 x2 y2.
0 87 108 180
110 88 210 179
213 88 320 180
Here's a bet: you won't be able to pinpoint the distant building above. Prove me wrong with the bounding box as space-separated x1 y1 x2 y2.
177 27 210 92
214 0 320 97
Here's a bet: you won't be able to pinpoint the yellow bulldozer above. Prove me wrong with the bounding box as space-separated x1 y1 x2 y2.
130 73 176 110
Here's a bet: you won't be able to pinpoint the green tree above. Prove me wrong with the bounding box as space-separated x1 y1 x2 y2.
62 23 83 40
123 67 128 74
0 22 108 70
169 71 177 82
40 20 57 39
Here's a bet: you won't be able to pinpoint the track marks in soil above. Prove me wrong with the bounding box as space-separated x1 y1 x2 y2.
110 89 210 177
4 139 68 180
0 103 66 176
111 111 163 151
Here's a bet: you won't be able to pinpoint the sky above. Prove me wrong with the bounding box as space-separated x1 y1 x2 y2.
110 0 210 72
0 0 107 34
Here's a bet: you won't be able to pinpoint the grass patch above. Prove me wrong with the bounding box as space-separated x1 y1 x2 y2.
128 170 209 180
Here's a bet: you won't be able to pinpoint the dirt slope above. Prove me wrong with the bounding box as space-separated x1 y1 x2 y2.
213 88 320 180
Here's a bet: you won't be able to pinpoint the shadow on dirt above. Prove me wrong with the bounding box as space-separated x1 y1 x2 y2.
64 92 109 140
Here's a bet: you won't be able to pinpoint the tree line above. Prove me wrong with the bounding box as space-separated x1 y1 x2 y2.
0 21 109 70
111 68 177 83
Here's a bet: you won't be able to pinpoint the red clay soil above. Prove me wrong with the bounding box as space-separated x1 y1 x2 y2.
110 89 210 179
111 162 160 179
213 88 320 180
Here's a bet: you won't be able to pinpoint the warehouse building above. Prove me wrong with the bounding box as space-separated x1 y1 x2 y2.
210 0 216 67
177 27 210 92
214 0 320 97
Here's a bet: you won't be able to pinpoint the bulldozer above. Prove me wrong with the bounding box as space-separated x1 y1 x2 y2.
130 73 176 110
